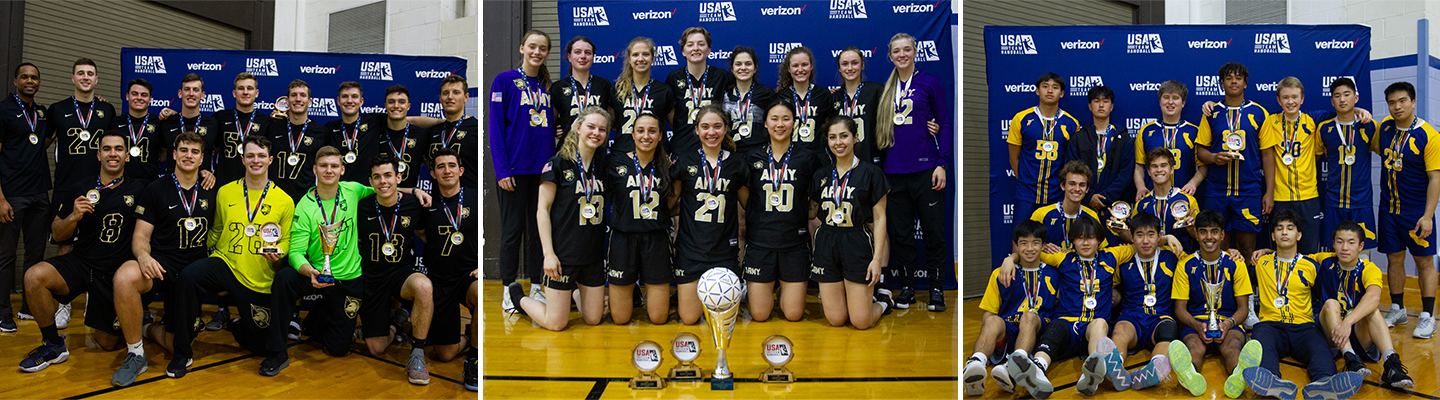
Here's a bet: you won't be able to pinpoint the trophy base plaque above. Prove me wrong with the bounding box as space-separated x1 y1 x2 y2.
318 274 337 284
669 364 702 380
1174 221 1190 229
1229 151 1244 161
710 377 734 390
1107 221 1128 231
259 247 283 255
761 367 794 383
1205 330 1223 339
630 372 664 390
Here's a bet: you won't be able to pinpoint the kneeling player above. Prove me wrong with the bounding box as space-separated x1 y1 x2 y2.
963 220 1057 396
359 154 435 385
811 116 895 330
20 132 144 372
424 149 479 390
1170 209 1258 398
1108 213 1182 391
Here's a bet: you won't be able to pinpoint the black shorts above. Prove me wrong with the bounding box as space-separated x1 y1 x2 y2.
430 276 476 346
743 244 810 283
544 258 605 290
673 253 739 285
607 230 672 286
360 267 419 339
811 227 874 284
50 253 129 336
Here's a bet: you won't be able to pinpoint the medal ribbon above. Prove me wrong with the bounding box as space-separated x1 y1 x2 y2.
793 84 812 126
1040 107 1060 142
769 143 792 198
1022 269 1040 310
1096 125 1111 169
180 115 197 134
242 179 271 225
631 152 653 204
442 116 465 148
893 70 914 113
95 175 123 191
376 197 400 242
313 187 340 227
288 120 311 155
1392 118 1417 162
1057 203 1074 250
127 114 149 148
688 67 708 110
576 151 596 202
74 98 94 130
1274 257 1297 305
1079 259 1096 297
386 124 410 160
570 76 592 109
844 82 864 115
172 173 197 217
440 188 464 232
237 111 256 141
1226 104 1243 138
13 95 35 133
516 69 543 113
831 156 858 206
631 81 651 116
700 149 725 195
1281 118 1299 159
1162 122 1180 150
342 120 359 151
736 88 753 125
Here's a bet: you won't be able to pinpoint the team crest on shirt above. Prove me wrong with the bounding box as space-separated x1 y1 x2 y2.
251 122 261 131
147 124 155 133
562 87 572 96
687 165 699 176
406 138 417 148
37 109 44 118
303 136 314 146
198 127 208 134
251 304 271 328
124 195 135 206
261 204 272 215
616 165 628 175
833 101 841 109
461 206 471 219
400 216 411 227
344 296 361 319
676 80 687 89
200 199 209 210
753 161 764 169
359 123 369 131
97 110 104 118
513 79 527 89
563 170 575 181
456 130 467 139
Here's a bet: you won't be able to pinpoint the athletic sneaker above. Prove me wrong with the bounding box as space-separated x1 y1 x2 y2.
286 321 302 340
894 287 915 309
1226 339 1263 398
1341 351 1370 379
1006 350 1052 399
1301 371 1363 400
16 311 33 320
992 363 1015 393
1384 305 1408 327
530 283 546 305
1413 313 1435 339
1076 338 1115 396
464 355 478 391
55 303 71 329
927 288 946 312
506 282 526 315
962 357 987 396
1380 353 1414 388
206 308 229 331
406 348 430 385
1102 341 1129 392
1129 355 1171 391
111 352 148 386
0 313 16 332
501 284 515 314
876 288 895 317
258 353 289 377
166 357 192 378
19 335 69 372
1245 297 1260 329
1243 367 1298 399
1168 340 1206 397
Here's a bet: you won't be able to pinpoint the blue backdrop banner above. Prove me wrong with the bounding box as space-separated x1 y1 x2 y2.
559 0 957 289
986 25 1371 269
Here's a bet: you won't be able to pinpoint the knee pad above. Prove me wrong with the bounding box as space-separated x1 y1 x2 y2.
1154 319 1180 344
1036 320 1072 352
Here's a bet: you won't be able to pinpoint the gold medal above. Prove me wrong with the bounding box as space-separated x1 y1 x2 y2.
85 189 100 203
398 162 408 173
184 218 197 231
738 125 751 137
705 195 719 210
287 155 300 166
78 130 90 141
769 193 782 206
450 232 464 245
381 242 396 256
245 224 257 237
129 147 141 157
28 134 38 145
581 204 597 219
344 152 357 164
639 204 653 219
830 210 844 224
894 114 906 125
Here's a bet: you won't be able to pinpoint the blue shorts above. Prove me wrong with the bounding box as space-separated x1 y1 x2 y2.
988 319 1021 365
1204 195 1262 233
1378 212 1436 256
1323 206 1377 250
1118 312 1175 353
1179 317 1248 341
1272 198 1323 254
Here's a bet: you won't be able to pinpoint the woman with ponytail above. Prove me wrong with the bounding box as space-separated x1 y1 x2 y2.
776 46 837 158
604 113 674 324
743 101 824 322
670 105 745 325
811 115 894 329
609 37 676 155
724 46 775 156
491 29 556 308
551 36 615 147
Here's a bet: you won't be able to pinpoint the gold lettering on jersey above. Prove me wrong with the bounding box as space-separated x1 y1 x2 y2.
822 185 856 199
691 178 732 191
520 91 552 107
624 96 655 110
758 169 796 181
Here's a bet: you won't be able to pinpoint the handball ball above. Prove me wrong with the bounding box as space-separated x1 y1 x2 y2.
697 268 742 309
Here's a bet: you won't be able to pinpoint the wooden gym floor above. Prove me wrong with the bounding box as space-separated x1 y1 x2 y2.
480 280 960 399
0 294 473 399
962 274 1440 399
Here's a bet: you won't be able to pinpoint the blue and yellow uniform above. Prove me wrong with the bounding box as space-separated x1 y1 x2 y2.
1317 118 1380 248
1260 112 1325 253
1314 253 1386 361
1029 202 1103 251
1173 251 1253 339
979 264 1059 363
1008 106 1081 219
1197 101 1269 232
1376 116 1440 256
1135 120 1202 192
1039 245 1131 334
1251 253 1337 380
1115 249 1180 353
1135 188 1199 251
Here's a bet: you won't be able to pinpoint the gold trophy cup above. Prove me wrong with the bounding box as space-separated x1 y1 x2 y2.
698 268 741 391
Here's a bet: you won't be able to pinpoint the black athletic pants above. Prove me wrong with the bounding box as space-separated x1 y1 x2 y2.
498 174 542 286
886 168 948 290
172 258 269 360
267 266 364 357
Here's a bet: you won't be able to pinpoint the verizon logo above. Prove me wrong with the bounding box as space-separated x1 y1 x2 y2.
186 62 224 71
1004 83 1036 93
760 5 804 15
1187 39 1231 49
1315 39 1357 49
1129 81 1162 91
1059 40 1102 50
300 65 338 74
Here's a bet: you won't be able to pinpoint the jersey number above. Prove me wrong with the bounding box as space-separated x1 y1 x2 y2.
820 201 855 227
176 217 208 249
629 189 660 220
761 183 795 212
622 109 638 135
276 151 305 179
368 233 406 263
1034 140 1059 161
100 213 124 243
66 128 101 155
578 196 605 225
894 98 914 126
693 193 726 223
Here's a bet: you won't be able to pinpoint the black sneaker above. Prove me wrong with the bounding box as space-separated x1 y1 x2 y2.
286 321 302 340
894 287 915 309
0 313 17 332
206 308 229 331
928 288 947 312
875 289 896 316
166 357 192 378
463 355 478 391
1381 353 1414 388
142 310 154 325
506 282 527 315
1342 351 1370 379
258 353 290 377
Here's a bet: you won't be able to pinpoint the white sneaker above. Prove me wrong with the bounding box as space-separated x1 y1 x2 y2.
530 284 547 305
55 303 72 329
1414 313 1435 339
963 358 987 396
992 363 1015 393
571 289 581 309
501 284 515 314
1244 296 1260 329
1385 305 1409 328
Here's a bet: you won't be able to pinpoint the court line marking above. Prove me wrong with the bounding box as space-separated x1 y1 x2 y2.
485 375 958 383
585 379 607 400
65 339 314 400
1017 356 1437 400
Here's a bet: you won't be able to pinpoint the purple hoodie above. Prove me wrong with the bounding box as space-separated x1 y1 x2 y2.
883 70 952 175
488 68 556 180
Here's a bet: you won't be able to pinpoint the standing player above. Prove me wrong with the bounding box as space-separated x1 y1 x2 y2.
666 27 734 155
1136 148 1200 252
109 132 215 386
609 36 676 154
1259 77 1323 254
1316 77 1379 253
551 36 614 147
358 153 435 384
963 220 1058 396
114 79 165 183
167 135 295 379
266 79 330 199
1376 81 1439 338
1313 222 1414 388
668 106 746 325
810 115 893 329
775 46 835 157
724 46 774 156
1008 72 1079 223
430 75 478 190
50 58 116 193
159 74 220 177
1135 81 1206 202
19 132 143 371
1068 85 1133 242
1169 209 1258 398
491 30 555 304
835 47 884 165
379 85 429 188
1195 63 1268 316
602 113 672 325
214 73 271 186
1030 161 1102 250
1107 213 1180 391
0 63 53 330
327 81 385 184
745 102 823 322
422 148 479 390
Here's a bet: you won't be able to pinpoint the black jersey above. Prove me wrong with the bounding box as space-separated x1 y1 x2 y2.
833 82 884 165
540 152 608 265
551 75 616 142
777 84 837 157
265 118 331 199
214 109 275 185
427 116 478 190
606 151 670 233
423 187 476 282
113 113 165 182
671 149 746 262
136 174 217 263
608 79 675 154
810 160 890 229
54 176 145 269
665 66 735 155
50 97 117 187
724 82 777 156
0 95 51 197
160 113 221 167
381 124 430 188
326 113 386 184
358 192 425 276
744 144 824 250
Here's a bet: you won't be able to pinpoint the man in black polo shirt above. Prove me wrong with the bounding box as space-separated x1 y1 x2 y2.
328 81 385 183
0 63 54 332
265 79 329 199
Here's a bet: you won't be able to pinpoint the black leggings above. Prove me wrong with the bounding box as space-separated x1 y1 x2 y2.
886 168 948 289
498 174 542 286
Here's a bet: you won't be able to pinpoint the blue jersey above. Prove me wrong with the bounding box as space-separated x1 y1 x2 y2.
1116 249 1181 317
1135 120 1202 191
1008 106 1080 205
1173 252 1253 322
1197 100 1269 197
1313 253 1384 316
1135 187 1199 247
1316 118 1379 208
1028 202 1103 251
979 264 1060 324
1377 116 1440 215
1038 245 1133 322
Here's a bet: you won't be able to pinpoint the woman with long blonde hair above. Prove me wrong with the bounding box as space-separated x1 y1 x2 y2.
665 27 735 154
776 46 836 157
610 37 676 154
670 105 744 325
492 29 556 308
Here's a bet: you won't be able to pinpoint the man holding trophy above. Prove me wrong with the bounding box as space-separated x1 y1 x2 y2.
1168 209 1259 398
1135 148 1199 252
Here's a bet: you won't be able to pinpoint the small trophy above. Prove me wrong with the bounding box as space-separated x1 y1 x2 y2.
1204 280 1224 339
276 96 290 112
759 335 795 383
317 220 341 284
629 340 665 390
1107 201 1131 230
1171 201 1192 229
258 222 284 255
698 268 741 391
1224 133 1245 160
669 332 702 380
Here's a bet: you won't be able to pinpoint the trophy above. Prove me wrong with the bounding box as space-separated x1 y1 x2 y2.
698 268 742 391
317 220 341 284
1203 279 1224 339
629 340 665 390
1107 201 1131 230
760 335 795 383
1224 132 1245 160
258 222 284 255
669 332 703 380
1171 201 1192 229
